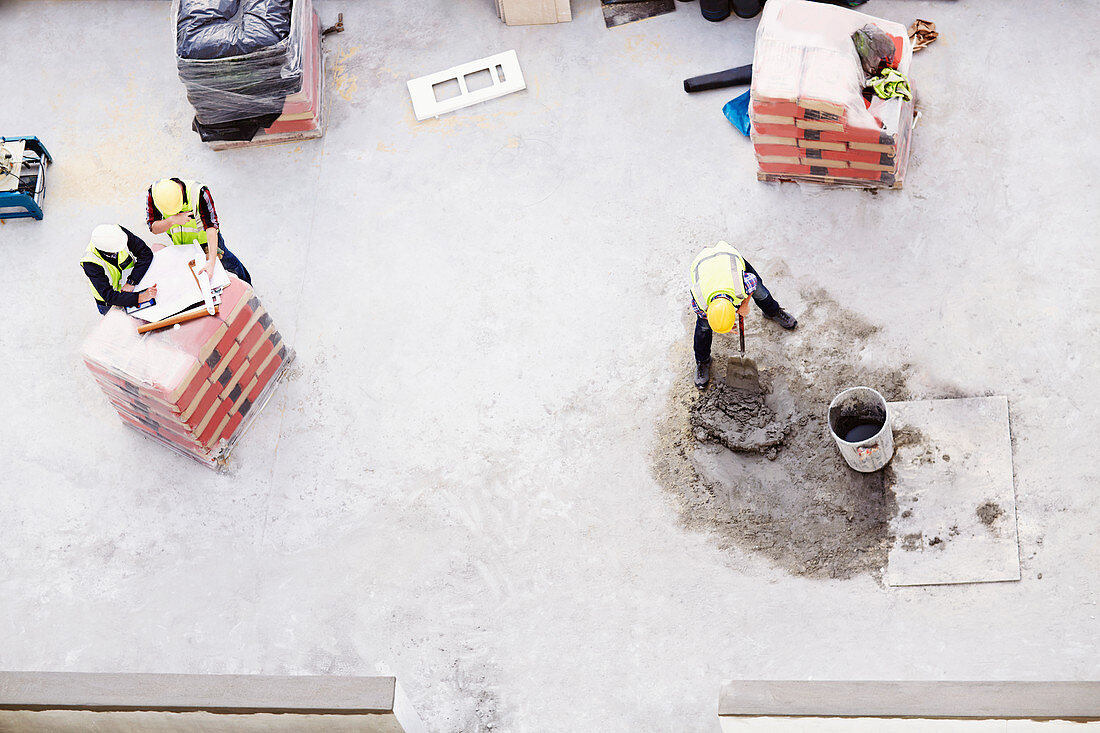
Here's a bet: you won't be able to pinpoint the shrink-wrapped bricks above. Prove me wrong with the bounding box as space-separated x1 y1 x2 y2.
82 277 293 469
750 0 916 188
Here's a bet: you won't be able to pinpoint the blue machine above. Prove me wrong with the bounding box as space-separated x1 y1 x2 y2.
0 136 52 221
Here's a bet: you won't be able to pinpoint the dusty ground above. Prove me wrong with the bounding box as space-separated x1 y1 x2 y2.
3 1 1099 731
654 287 967 579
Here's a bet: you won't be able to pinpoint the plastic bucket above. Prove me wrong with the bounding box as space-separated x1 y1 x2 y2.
731 0 762 18
700 0 730 22
827 386 894 473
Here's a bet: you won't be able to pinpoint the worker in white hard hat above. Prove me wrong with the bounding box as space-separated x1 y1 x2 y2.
146 177 251 284
690 241 797 389
79 224 157 315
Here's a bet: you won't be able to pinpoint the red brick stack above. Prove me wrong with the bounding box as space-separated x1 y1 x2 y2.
751 96 914 188
82 277 292 469
749 0 915 188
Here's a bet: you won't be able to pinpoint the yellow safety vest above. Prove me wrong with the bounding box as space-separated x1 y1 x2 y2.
690 241 747 310
80 244 135 303
157 179 209 247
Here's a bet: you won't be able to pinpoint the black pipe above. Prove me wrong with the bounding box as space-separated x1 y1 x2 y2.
683 64 752 93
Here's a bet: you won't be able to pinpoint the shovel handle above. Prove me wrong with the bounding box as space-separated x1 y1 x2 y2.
137 304 218 334
738 314 745 357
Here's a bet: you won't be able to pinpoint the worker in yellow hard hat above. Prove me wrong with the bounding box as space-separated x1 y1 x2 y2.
146 177 251 284
79 224 157 315
690 241 797 389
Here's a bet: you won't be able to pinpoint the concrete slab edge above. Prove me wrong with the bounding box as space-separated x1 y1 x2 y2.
0 672 398 715
718 681 1100 720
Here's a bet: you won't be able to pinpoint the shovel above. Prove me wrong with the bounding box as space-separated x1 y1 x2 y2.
725 314 760 390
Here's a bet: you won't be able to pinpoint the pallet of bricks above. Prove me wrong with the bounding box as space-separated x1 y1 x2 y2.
175 0 325 150
82 277 293 470
749 0 915 189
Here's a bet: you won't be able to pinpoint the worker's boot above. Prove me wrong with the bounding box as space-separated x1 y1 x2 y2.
694 359 711 390
764 308 798 329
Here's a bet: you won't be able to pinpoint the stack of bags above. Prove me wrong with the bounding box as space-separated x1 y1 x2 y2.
175 0 324 149
749 0 915 188
82 277 292 469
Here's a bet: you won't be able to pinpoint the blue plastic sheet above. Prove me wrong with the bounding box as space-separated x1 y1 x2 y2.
723 91 752 137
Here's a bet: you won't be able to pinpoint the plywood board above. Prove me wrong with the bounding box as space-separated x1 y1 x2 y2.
884 396 1020 586
498 0 571 25
130 244 231 323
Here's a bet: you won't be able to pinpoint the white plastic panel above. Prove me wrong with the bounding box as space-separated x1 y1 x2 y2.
407 50 525 120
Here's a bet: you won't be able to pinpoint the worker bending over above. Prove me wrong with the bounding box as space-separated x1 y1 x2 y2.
147 177 252 284
690 241 797 389
80 225 157 315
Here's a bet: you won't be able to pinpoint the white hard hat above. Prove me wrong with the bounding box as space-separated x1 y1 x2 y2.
90 224 127 254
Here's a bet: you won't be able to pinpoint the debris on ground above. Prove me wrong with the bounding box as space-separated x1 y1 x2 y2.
976 502 1004 526
908 19 939 52
601 0 676 28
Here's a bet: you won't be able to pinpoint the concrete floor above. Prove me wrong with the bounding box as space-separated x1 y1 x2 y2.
1 1 1098 731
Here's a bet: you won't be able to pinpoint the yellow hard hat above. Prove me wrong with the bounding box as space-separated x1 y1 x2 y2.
152 178 184 216
706 296 737 334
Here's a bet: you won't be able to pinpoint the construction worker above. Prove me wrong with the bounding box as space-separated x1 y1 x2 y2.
146 177 252 284
80 224 157 315
690 241 797 389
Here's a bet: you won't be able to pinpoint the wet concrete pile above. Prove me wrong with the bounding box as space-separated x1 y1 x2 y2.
654 288 959 579
690 376 788 457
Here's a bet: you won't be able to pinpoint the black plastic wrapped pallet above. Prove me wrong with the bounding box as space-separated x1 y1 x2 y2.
174 0 310 125
176 0 293 59
179 54 300 122
191 113 282 142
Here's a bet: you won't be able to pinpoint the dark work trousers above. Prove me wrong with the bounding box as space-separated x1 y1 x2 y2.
693 259 781 364
214 232 252 284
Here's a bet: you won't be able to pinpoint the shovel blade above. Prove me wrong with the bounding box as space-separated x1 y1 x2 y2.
725 355 760 390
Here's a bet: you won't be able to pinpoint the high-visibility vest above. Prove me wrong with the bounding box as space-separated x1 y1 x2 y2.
690 241 747 310
157 179 209 247
80 243 135 303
